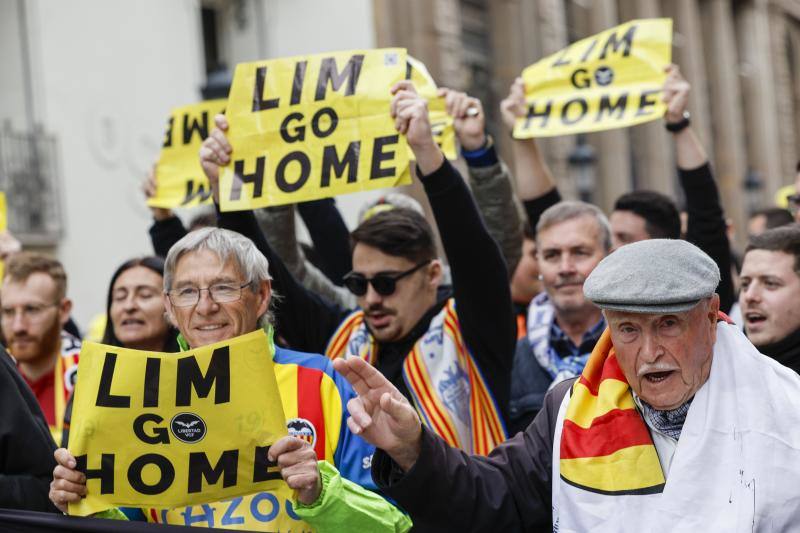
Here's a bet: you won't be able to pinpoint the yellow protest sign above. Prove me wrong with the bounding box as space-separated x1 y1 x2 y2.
218 48 411 211
406 56 457 160
149 99 227 208
514 18 672 138
67 330 287 516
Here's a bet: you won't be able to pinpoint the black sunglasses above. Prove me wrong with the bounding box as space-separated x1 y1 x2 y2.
342 260 431 296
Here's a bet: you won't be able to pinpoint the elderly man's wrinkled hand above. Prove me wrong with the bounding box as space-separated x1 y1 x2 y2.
334 357 422 472
49 448 86 514
268 436 322 505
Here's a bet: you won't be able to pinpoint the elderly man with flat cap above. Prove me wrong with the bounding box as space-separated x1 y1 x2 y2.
334 239 800 532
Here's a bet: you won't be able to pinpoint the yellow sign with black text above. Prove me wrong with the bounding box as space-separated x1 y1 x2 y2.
219 48 411 210
406 56 457 161
150 99 227 208
0 192 7 281
67 330 287 516
513 18 672 138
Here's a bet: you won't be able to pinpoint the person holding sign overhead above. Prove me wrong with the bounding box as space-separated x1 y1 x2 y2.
49 228 410 531
200 78 515 462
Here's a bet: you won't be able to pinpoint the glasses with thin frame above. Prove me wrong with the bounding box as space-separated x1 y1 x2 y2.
0 303 59 323
167 281 252 307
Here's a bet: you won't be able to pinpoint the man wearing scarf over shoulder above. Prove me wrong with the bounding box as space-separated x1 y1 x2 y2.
335 239 800 532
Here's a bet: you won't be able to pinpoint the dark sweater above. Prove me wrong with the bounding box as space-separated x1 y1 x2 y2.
216 159 516 422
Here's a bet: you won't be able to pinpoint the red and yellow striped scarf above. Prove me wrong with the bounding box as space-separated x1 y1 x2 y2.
326 300 506 455
559 328 665 495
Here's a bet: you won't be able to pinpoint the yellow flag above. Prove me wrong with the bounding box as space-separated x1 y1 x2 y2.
514 18 672 138
67 330 287 516
219 48 411 211
150 99 227 208
406 56 457 160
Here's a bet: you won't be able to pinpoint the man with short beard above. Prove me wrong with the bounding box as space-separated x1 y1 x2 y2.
509 201 610 433
200 80 515 456
739 225 800 373
0 252 80 443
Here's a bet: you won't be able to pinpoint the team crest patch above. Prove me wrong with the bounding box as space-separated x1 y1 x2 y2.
287 418 316 446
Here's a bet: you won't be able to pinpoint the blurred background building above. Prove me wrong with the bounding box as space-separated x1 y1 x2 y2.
0 0 798 327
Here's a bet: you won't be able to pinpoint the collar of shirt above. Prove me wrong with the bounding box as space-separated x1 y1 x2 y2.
548 316 606 359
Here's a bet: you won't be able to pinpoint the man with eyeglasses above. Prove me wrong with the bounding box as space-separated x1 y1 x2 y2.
48 227 410 531
0 252 80 444
200 80 515 457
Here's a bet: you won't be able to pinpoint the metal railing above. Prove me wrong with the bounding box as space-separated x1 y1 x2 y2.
0 121 63 245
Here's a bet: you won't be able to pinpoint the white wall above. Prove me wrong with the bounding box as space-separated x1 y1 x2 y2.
10 0 381 328
26 0 205 326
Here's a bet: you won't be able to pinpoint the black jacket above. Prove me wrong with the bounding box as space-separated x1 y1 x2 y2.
0 348 59 512
373 378 575 533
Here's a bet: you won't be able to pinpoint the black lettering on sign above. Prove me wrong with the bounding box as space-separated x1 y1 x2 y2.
599 25 637 60
128 454 175 495
143 357 160 408
230 157 266 201
321 141 360 188
96 353 131 408
162 117 175 148
181 179 213 206
176 346 231 406
252 66 280 112
561 98 588 125
523 101 552 130
280 112 306 143
315 55 365 101
291 61 308 106
183 111 209 144
311 107 338 138
133 413 170 444
252 445 282 482
188 450 239 493
597 93 628 121
370 135 398 180
570 68 591 89
75 454 115 494
551 47 571 68
275 152 311 193
580 38 599 63
636 89 659 116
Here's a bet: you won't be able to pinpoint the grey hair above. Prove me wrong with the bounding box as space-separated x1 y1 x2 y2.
164 227 277 325
536 200 612 252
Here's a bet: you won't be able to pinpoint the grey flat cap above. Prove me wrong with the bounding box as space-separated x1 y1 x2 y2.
584 239 720 313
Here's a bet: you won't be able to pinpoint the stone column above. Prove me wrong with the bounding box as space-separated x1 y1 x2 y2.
735 0 783 201
700 0 748 245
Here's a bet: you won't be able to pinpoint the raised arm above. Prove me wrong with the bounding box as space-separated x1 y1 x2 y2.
438 87 524 277
500 78 562 233
297 198 353 286
663 65 735 312
199 114 349 351
392 81 515 416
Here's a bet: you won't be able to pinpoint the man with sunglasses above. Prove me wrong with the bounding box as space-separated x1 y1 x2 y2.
200 80 516 457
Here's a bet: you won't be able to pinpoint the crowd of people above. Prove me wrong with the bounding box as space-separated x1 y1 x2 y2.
1 59 799 532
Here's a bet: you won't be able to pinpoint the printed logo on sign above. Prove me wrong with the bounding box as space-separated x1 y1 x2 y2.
65 366 78 392
287 418 316 447
594 66 614 86
170 413 207 444
384 52 399 66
